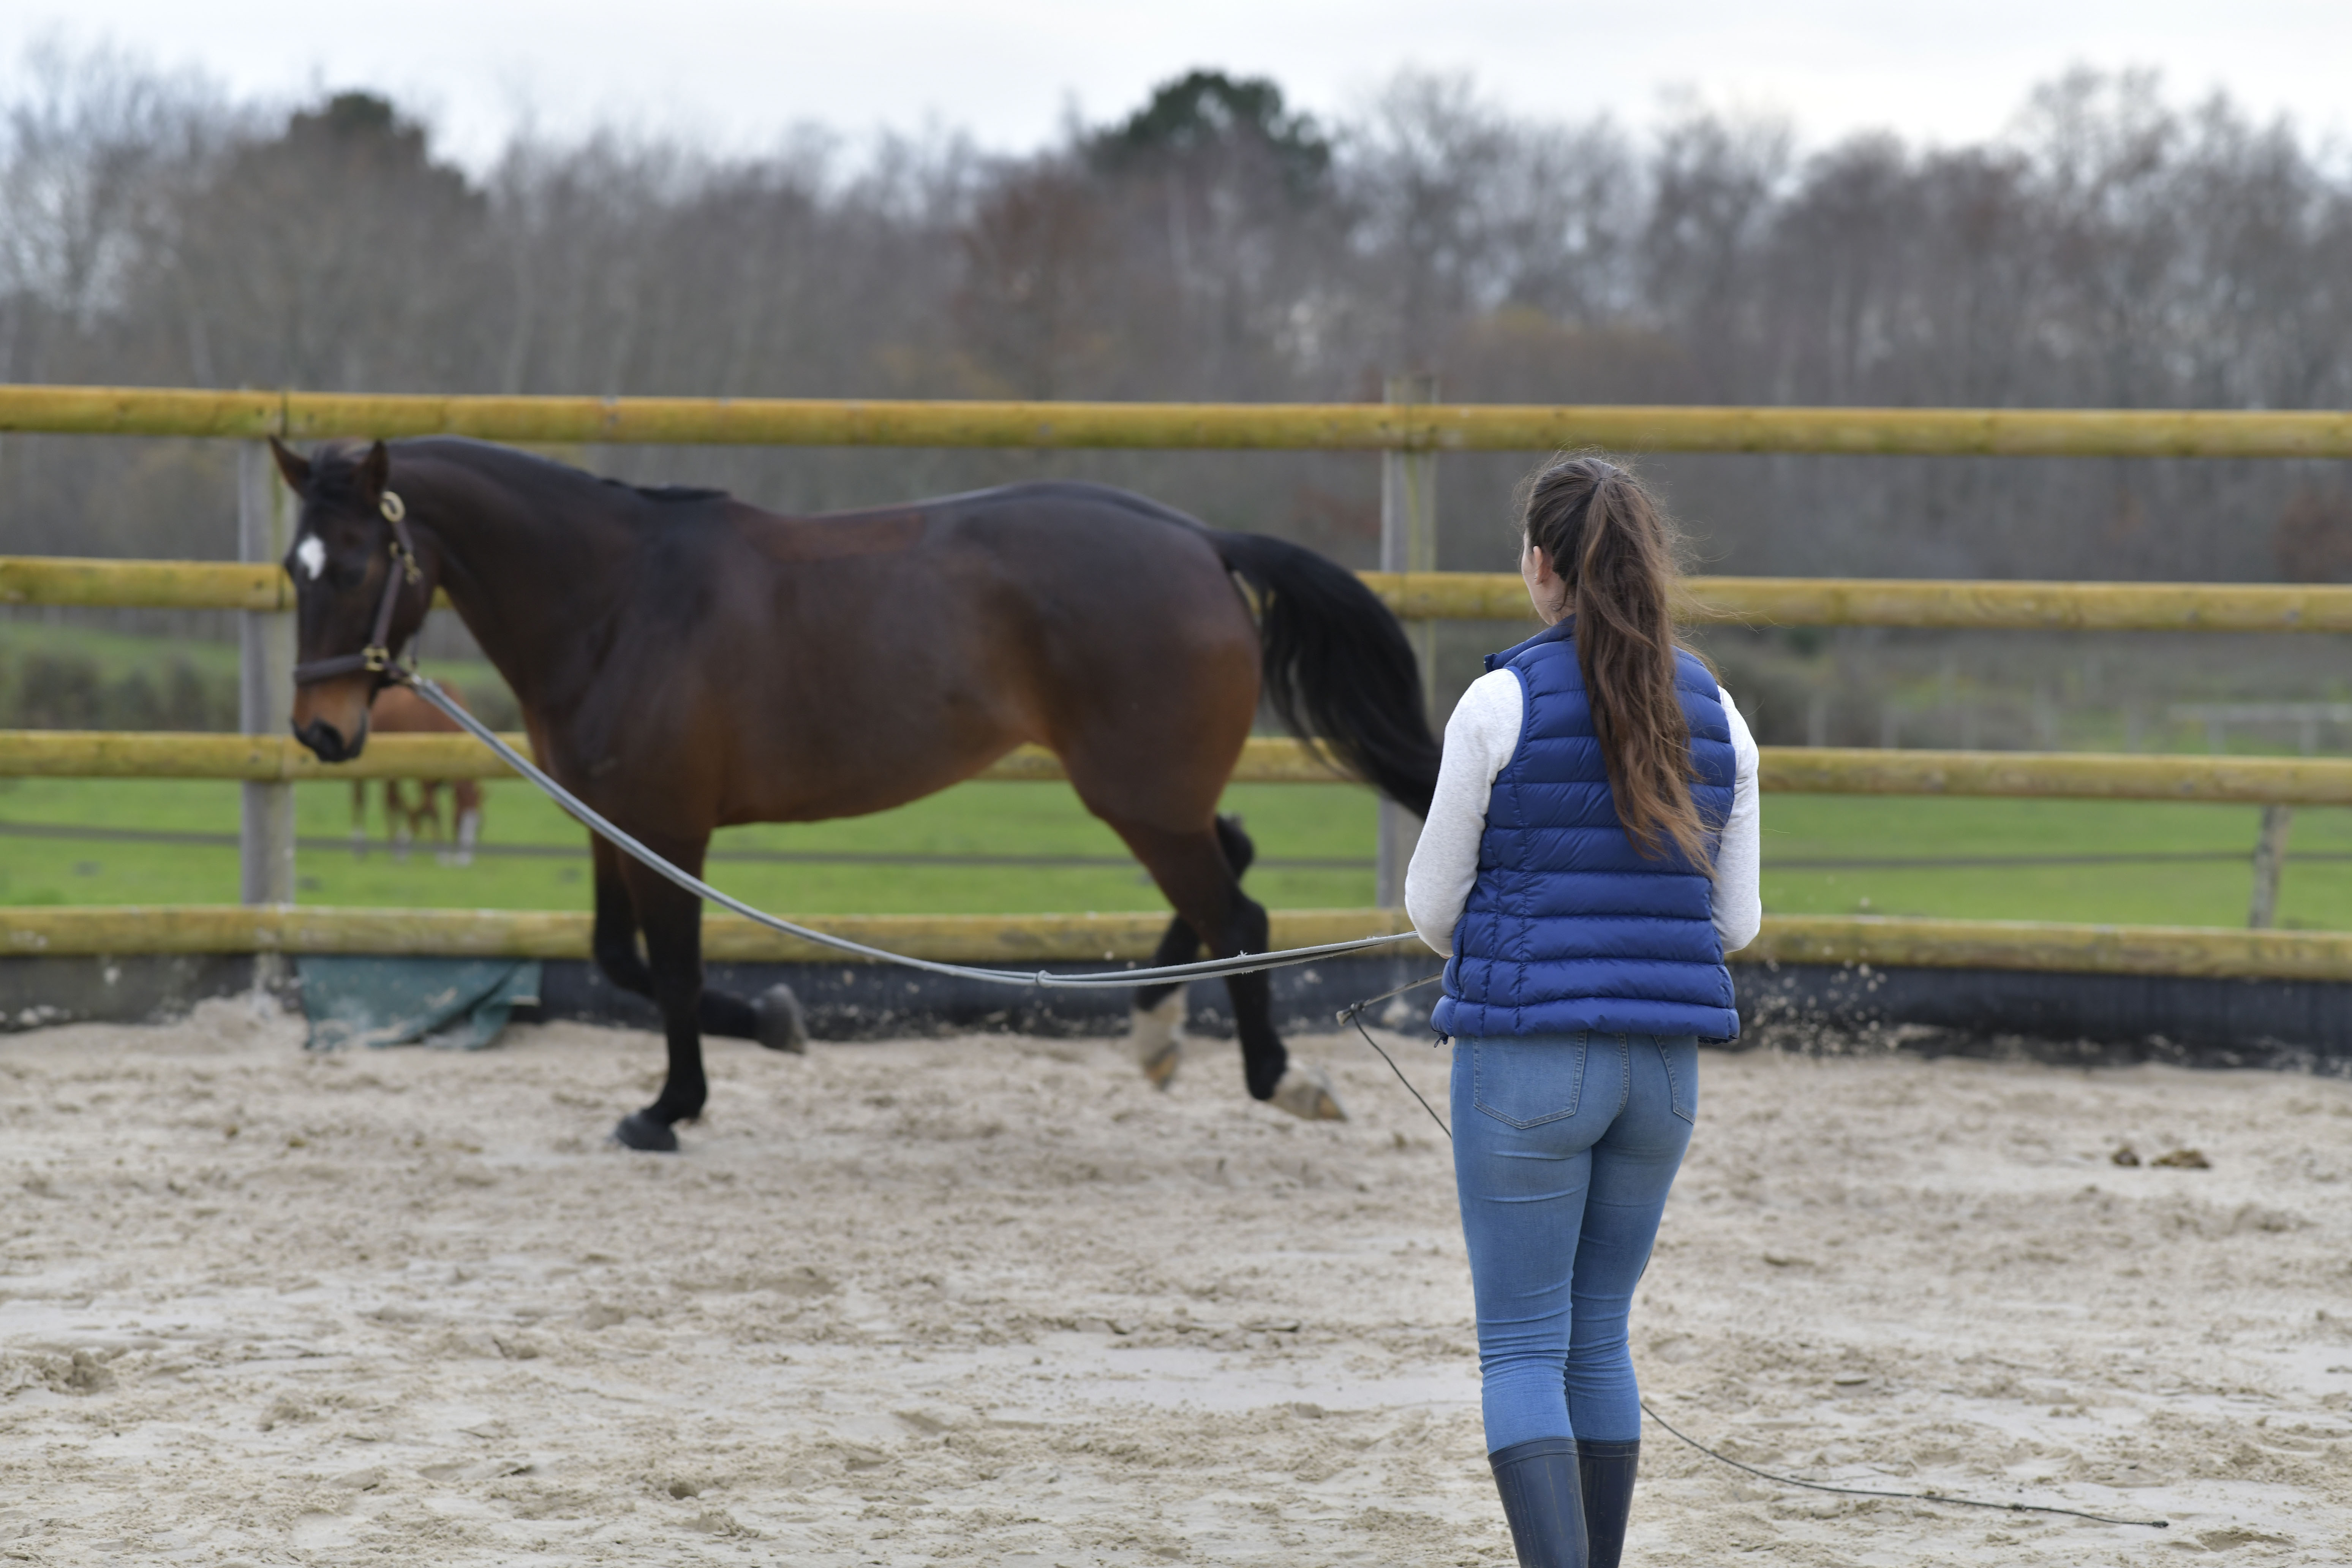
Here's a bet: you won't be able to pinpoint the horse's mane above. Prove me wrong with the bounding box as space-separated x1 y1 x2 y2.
323 437 733 510
343 445 1199 528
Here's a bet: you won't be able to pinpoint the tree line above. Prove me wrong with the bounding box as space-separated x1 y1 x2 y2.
5 43 2351 592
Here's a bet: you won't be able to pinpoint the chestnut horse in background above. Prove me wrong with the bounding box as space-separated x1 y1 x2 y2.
274 436 1438 1152
353 683 484 865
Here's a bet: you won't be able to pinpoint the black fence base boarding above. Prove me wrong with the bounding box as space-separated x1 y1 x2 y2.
1 952 2347 1076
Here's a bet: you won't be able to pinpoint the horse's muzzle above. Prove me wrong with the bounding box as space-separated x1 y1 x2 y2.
294 715 368 763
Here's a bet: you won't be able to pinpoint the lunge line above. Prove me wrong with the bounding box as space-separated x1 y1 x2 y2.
394 670 1418 991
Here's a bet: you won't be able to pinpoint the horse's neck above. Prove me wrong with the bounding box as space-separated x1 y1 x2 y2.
421 468 631 719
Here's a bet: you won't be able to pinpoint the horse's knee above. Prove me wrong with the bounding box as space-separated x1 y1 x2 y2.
593 937 654 996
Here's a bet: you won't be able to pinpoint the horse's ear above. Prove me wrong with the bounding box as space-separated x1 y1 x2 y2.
354 440 390 501
268 436 312 497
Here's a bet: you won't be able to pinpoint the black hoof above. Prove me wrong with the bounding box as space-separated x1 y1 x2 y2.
752 982 809 1054
612 1111 679 1152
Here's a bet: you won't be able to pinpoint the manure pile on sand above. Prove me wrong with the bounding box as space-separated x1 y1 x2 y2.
3 1003 2348 1564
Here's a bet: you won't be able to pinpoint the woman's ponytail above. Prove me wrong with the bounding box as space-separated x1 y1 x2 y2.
1519 456 1715 865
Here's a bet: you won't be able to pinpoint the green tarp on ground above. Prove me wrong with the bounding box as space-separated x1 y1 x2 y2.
296 956 541 1052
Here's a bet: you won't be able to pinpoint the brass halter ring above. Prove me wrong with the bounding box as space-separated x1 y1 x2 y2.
381 492 420 583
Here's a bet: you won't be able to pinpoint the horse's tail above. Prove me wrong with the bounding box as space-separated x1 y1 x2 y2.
1212 532 1440 816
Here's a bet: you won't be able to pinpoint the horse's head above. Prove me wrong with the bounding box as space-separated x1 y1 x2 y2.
273 437 433 762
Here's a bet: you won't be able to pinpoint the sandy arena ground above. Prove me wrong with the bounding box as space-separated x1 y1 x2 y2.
2 1002 2349 1565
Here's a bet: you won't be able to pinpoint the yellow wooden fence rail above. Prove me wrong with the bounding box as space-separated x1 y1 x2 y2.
7 904 2351 982
0 906 1416 963
0 731 1342 784
9 385 2352 455
17 555 2352 633
6 389 2347 989
4 730 2350 803
1 557 288 612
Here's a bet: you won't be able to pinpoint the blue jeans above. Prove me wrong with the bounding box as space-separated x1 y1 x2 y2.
1451 1031 1697 1453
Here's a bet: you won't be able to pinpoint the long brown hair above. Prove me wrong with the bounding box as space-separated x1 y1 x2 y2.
1519 455 1714 864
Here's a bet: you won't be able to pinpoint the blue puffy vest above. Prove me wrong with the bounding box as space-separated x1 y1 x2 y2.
1432 621 1740 1041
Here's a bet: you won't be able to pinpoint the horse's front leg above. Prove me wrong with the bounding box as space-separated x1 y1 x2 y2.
590 836 654 997
590 835 804 1064
612 848 714 1153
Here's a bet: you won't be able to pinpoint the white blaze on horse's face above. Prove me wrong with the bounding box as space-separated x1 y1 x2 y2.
296 535 327 581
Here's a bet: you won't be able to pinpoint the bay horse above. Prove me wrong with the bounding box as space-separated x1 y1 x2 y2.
353 682 484 864
274 437 1438 1151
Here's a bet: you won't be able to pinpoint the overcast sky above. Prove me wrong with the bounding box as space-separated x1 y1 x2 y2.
6 1 2348 169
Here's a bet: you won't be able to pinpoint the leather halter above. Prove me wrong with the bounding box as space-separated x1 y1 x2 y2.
291 492 424 686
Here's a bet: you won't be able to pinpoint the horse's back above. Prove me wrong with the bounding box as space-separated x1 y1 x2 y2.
681 481 1258 826
920 479 1204 533
718 480 1240 653
732 480 1208 564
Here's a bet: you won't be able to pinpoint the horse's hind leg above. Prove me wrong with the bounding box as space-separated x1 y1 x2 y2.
1130 814 1255 1089
1111 819 1342 1121
451 780 482 867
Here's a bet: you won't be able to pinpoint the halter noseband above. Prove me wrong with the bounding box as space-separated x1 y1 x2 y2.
291 490 424 686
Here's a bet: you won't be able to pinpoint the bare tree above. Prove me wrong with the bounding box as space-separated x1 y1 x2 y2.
1 47 2348 597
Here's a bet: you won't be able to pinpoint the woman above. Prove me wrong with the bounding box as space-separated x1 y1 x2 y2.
1406 456 1761 1568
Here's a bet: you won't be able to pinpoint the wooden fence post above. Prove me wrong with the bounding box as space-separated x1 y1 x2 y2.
238 442 295 909
2249 804 2294 928
1377 373 1438 909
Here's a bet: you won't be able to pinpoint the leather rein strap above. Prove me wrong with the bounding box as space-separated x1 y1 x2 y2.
291 492 422 686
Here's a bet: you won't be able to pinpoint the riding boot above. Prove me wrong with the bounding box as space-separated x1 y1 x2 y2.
1575 1438 1641 1568
1487 1437 1587 1568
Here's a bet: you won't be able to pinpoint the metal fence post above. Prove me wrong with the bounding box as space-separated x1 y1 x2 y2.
238 441 295 909
1376 373 1438 909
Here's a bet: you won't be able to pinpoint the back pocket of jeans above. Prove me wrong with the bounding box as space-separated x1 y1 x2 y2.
1656 1035 1699 1123
1471 1035 1586 1129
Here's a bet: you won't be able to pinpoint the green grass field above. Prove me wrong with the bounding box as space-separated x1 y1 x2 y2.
2 769 2345 929
1756 795 2352 929
5 618 2343 929
0 775 1380 915
0 615 242 680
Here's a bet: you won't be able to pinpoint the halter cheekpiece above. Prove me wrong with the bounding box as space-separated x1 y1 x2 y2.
291 491 423 685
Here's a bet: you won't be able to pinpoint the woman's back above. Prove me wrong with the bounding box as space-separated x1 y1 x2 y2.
1434 624 1743 1041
